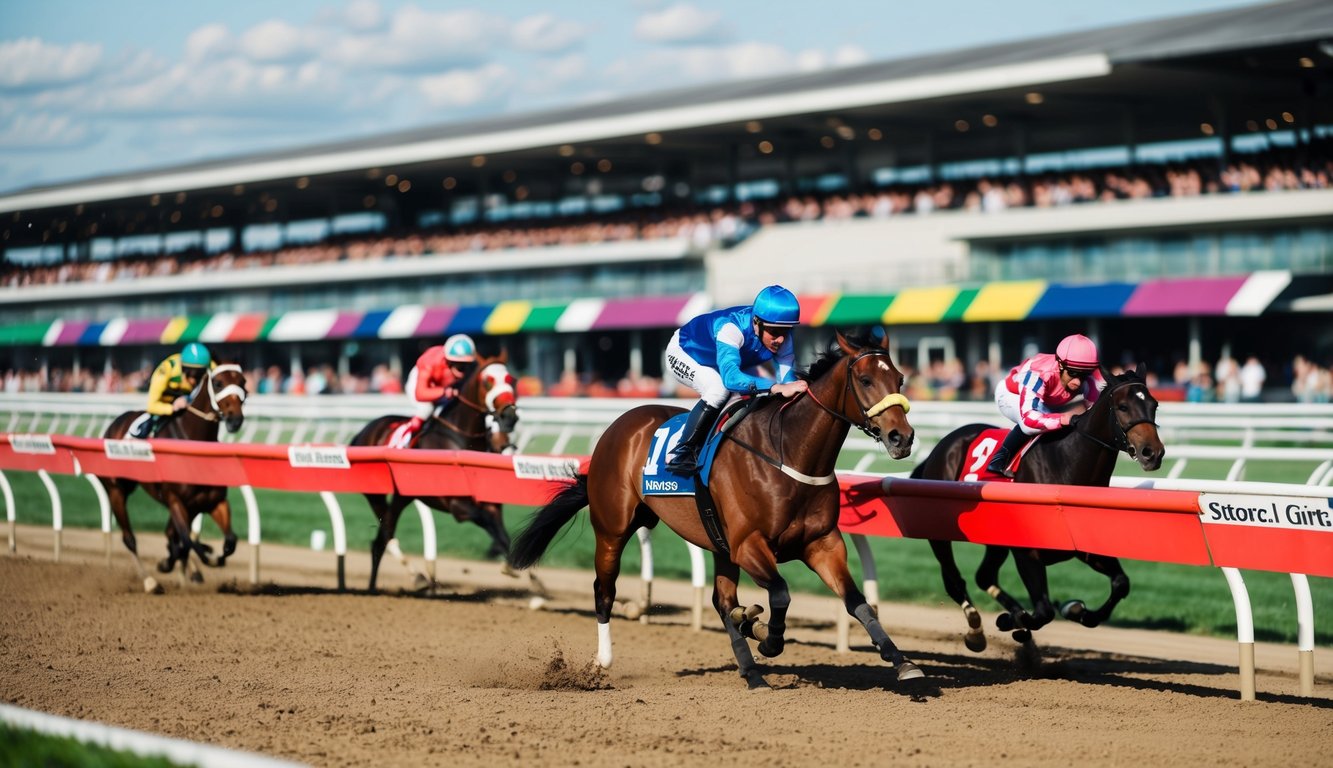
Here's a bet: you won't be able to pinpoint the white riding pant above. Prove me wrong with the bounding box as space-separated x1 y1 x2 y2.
665 331 730 408
994 378 1047 436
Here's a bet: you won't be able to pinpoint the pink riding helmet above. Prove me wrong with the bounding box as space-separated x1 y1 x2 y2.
1056 334 1099 369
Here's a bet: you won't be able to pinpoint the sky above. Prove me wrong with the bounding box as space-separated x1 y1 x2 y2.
0 0 1270 196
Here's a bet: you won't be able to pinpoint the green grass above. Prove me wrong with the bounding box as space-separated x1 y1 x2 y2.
0 724 186 768
6 463 1329 646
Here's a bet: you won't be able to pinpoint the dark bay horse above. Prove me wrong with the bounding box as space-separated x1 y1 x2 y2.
350 351 519 592
510 331 923 690
100 364 248 593
911 368 1164 651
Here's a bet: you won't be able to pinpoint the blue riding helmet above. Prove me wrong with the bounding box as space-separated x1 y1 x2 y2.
752 285 800 327
181 342 211 368
443 334 477 363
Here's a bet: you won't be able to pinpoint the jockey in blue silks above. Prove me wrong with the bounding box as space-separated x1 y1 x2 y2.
662 285 809 474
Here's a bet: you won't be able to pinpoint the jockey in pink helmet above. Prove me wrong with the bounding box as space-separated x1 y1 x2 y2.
985 333 1107 478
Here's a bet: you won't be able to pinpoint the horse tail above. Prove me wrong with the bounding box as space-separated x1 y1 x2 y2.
508 475 589 570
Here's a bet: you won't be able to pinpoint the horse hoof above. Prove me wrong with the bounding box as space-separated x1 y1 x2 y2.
499 562 518 578
143 577 162 595
964 631 987 653
744 673 771 691
1059 600 1086 622
156 559 173 574
411 574 432 591
189 571 204 584
995 613 1015 632
758 636 784 658
1012 629 1032 644
896 662 925 681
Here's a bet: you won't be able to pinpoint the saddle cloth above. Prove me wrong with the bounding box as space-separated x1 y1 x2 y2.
960 427 1038 482
641 411 731 496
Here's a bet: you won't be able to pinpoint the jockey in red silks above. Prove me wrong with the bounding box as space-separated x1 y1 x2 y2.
393 334 477 448
985 333 1107 478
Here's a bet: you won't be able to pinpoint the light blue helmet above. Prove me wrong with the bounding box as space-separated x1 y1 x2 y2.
181 342 211 368
752 285 800 327
443 334 477 363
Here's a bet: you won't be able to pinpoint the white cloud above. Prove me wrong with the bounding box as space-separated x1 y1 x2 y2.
418 63 513 109
796 43 872 72
634 4 728 44
239 19 320 63
342 0 384 33
328 6 507 72
185 24 232 64
606 42 795 87
512 14 586 54
0 112 94 149
0 38 102 90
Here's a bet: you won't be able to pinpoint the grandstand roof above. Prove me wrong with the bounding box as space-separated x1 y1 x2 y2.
4 0 1331 240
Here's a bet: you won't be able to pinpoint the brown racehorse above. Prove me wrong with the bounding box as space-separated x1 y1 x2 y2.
349 351 519 592
100 363 248 593
510 331 923 690
910 368 1164 651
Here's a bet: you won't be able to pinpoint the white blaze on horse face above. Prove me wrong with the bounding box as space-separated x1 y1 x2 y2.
480 363 516 411
876 359 891 371
1136 391 1146 400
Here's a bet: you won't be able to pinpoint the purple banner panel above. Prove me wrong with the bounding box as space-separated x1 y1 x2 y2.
54 321 89 346
119 318 172 345
326 311 365 339
591 296 690 330
415 305 457 338
1122 277 1247 316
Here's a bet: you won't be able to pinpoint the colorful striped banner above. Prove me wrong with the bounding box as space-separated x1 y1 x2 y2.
1 273 1319 347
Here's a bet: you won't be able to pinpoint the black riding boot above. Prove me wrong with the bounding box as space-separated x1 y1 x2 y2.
985 425 1029 478
666 402 721 475
133 414 161 439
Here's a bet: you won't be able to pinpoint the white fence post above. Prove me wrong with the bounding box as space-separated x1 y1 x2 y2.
1221 567 1256 701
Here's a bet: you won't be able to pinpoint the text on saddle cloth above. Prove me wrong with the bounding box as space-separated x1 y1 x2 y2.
961 427 1040 482
642 411 716 495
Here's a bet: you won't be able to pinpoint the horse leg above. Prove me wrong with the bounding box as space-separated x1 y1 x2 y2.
804 532 923 681
367 494 409 592
975 545 1035 641
1060 554 1131 628
590 526 637 670
105 479 160 594
730 537 789 659
1010 549 1058 632
161 495 196 587
711 556 768 690
447 498 511 564
930 539 987 652
202 498 237 567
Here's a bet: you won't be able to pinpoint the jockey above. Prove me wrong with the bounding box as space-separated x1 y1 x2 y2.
395 334 477 448
663 285 809 474
985 333 1107 478
133 342 212 439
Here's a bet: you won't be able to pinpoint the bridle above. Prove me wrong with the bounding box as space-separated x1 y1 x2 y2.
432 362 518 440
1074 377 1157 456
801 347 911 440
185 364 247 422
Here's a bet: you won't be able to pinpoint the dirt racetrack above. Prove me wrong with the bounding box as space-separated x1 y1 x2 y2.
2 524 1331 768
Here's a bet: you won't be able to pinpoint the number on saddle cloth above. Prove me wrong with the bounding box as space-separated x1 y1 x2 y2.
641 400 752 495
961 427 1037 482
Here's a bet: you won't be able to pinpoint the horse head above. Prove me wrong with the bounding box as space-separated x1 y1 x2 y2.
1081 368 1163 472
202 364 248 434
457 349 519 434
814 330 914 460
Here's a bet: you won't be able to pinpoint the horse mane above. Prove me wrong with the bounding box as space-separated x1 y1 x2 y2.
799 331 878 382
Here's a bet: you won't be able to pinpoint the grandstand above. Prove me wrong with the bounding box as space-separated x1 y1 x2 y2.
1 0 1331 397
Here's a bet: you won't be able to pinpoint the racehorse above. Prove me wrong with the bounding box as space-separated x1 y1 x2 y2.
99 363 248 593
349 350 520 592
910 367 1164 651
510 331 923 690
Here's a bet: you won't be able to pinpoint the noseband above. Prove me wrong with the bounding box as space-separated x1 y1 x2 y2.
186 364 247 422
803 348 910 440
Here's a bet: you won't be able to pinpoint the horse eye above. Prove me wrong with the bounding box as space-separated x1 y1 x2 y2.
859 376 872 387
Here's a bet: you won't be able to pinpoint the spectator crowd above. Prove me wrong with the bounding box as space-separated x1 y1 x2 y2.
5 142 1330 290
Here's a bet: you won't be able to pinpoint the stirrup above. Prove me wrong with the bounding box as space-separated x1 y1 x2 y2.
666 450 699 475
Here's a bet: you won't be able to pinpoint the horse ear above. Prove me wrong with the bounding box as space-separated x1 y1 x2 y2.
835 330 856 355
497 348 508 364
876 326 890 350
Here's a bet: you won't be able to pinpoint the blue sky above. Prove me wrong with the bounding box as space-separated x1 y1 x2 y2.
0 0 1266 195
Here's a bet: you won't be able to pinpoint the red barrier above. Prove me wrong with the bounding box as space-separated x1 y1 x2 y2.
0 434 77 475
839 474 1213 567
386 450 587 506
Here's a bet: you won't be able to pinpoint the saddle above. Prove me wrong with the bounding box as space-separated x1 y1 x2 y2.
642 397 763 555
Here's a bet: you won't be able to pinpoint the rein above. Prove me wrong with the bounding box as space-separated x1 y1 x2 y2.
727 347 910 486
1075 380 1156 456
